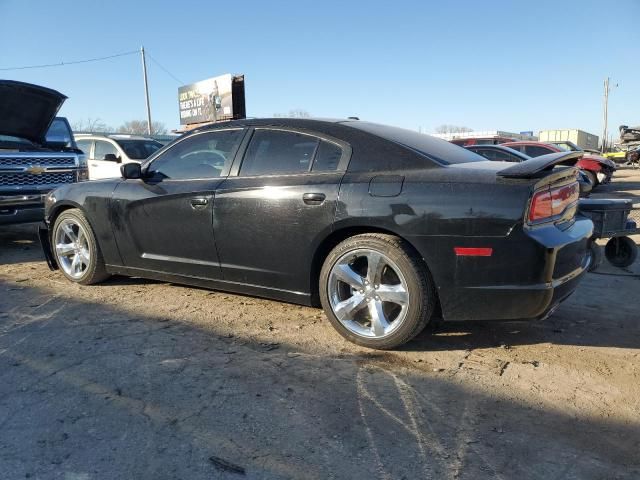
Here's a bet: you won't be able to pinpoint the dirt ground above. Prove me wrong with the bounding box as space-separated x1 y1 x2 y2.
1 168 639 480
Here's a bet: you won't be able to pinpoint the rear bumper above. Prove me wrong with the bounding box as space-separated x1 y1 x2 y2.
413 216 593 322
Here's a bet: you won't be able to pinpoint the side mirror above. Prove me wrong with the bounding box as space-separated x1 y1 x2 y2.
104 153 121 163
120 162 142 179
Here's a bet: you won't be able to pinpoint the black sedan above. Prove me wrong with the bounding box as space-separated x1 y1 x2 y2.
465 144 593 197
40 118 593 349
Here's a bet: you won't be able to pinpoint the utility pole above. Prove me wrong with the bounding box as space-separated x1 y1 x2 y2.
140 46 152 136
601 77 618 153
602 77 609 153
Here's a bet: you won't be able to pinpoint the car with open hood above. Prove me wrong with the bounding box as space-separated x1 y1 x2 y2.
0 80 87 225
40 118 593 349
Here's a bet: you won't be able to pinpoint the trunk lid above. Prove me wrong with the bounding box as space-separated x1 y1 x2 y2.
0 80 67 145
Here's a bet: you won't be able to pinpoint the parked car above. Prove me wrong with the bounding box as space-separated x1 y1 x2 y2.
450 136 516 147
40 118 593 349
75 134 163 180
502 141 616 187
464 144 593 196
0 80 87 225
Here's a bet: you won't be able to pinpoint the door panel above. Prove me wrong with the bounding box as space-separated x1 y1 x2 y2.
109 128 247 279
213 173 342 293
111 179 222 278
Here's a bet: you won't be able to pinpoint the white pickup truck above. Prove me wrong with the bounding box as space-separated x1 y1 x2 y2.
0 81 87 225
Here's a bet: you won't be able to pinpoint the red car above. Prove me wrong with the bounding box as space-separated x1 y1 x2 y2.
502 141 616 187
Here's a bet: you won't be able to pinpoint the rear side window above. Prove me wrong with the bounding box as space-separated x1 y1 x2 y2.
312 140 342 171
241 130 320 176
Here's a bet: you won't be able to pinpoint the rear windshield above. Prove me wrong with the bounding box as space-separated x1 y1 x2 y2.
346 121 484 165
115 139 163 159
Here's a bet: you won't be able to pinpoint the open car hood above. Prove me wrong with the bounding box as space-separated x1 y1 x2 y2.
497 151 583 178
0 80 67 144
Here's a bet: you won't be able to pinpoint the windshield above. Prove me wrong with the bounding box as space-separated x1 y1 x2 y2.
552 141 580 152
115 139 163 159
347 121 484 165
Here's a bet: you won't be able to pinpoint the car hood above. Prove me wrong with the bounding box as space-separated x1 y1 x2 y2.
0 80 67 144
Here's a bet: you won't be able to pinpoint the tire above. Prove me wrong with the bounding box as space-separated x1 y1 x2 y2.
319 233 436 349
604 236 638 268
586 241 603 272
52 208 110 285
583 170 598 188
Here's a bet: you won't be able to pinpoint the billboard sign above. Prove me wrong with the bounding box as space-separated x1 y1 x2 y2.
178 74 245 125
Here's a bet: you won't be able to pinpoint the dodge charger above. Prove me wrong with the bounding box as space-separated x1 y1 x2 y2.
40 118 593 349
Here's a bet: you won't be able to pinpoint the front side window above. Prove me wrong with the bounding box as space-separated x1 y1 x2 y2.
94 140 119 160
148 129 243 180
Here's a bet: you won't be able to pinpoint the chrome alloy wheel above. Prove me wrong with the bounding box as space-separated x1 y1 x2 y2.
54 218 90 280
328 248 409 338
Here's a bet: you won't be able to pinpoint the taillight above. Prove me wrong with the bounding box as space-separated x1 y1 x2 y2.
528 182 579 223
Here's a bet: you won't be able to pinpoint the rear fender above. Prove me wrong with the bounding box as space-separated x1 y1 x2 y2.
577 158 603 172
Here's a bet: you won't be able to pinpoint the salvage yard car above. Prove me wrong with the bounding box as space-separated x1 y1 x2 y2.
0 80 87 225
40 118 593 349
464 144 593 197
75 134 163 180
502 141 616 187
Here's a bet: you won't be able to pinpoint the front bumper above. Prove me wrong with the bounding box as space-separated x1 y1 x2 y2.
38 222 58 271
0 193 47 225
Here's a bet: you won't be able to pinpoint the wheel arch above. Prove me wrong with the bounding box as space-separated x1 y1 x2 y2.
309 225 442 316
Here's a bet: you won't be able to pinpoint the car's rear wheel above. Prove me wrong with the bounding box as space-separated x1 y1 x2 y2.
583 170 598 187
319 233 436 349
52 209 109 285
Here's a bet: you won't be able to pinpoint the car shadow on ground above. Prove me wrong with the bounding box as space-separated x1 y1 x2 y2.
1 224 639 353
0 279 638 479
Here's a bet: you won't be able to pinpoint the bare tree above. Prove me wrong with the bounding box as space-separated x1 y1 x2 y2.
117 120 167 136
435 124 473 134
273 109 311 118
71 117 111 133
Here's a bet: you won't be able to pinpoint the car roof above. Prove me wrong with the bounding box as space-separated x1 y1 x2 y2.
502 141 557 148
75 133 157 141
465 144 531 158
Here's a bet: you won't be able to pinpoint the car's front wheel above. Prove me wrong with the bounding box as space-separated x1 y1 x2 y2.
319 233 436 349
52 209 109 285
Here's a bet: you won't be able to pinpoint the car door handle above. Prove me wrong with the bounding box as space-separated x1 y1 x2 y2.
190 197 209 208
302 193 326 205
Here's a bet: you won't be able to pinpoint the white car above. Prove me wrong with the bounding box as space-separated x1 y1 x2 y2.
75 134 164 179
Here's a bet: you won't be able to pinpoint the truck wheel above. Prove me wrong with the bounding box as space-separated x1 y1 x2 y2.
52 209 109 285
604 236 638 268
319 233 436 350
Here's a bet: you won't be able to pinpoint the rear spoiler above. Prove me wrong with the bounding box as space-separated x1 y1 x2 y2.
497 151 583 178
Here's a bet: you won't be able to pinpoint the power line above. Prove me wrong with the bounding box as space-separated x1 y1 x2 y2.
0 50 139 71
147 52 184 85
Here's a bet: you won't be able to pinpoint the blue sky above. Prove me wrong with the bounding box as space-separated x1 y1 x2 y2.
1 0 638 139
